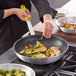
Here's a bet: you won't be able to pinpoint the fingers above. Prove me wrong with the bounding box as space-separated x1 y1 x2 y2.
43 22 49 38
25 9 30 14
43 22 54 38
24 13 31 19
21 9 31 21
25 9 31 19
48 22 54 38
15 8 31 21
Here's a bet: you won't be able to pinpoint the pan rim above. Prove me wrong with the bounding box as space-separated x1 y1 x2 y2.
13 34 69 59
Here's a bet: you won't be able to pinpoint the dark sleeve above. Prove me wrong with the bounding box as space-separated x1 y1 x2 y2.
31 0 57 22
0 10 4 22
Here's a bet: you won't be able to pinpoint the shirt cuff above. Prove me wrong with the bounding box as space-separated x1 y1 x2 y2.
0 10 4 22
39 7 57 23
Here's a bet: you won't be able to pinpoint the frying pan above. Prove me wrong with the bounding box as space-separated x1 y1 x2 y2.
13 34 69 64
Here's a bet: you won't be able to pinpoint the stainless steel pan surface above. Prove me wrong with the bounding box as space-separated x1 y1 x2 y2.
13 35 69 64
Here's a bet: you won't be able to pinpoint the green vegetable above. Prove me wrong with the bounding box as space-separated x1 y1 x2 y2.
10 69 15 74
31 50 33 56
33 45 40 49
41 35 43 40
6 71 9 73
28 48 33 56
24 48 27 53
24 54 33 57
22 72 26 75
15 69 21 74
28 48 33 51
42 52 46 55
33 52 40 55
32 53 40 58
50 49 53 53
24 52 41 57
16 73 22 76
0 69 26 76
32 55 38 58
0 69 6 75
21 72 25 76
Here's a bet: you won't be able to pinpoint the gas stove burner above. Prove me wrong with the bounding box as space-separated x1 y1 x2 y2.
61 65 76 72
50 71 60 76
61 52 76 72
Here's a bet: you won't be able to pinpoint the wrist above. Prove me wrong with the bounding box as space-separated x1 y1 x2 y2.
3 8 18 19
43 14 52 22
11 8 18 15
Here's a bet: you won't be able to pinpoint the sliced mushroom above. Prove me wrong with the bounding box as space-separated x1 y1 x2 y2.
35 41 41 47
25 47 47 54
53 50 61 55
49 52 56 57
50 46 61 56
25 49 31 54
50 46 59 50
19 50 25 54
33 47 47 53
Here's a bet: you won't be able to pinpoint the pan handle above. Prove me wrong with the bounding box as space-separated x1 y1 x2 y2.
20 5 35 36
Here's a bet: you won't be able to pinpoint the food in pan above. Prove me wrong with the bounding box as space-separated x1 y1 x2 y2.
60 22 76 29
19 41 61 58
0 69 26 76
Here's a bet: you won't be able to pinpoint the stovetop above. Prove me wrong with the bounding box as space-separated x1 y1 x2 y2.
0 46 76 76
11 49 72 76
12 46 76 76
11 53 68 76
55 52 76 76
50 47 76 76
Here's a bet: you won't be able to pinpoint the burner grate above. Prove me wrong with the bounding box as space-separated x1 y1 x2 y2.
61 52 76 73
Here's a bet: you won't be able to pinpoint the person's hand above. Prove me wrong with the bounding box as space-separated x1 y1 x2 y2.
14 8 31 21
43 20 54 38
43 14 54 38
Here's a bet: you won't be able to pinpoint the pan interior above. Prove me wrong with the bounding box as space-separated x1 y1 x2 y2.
14 35 68 53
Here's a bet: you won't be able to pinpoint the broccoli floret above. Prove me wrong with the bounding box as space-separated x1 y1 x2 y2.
14 69 21 75
15 69 21 73
22 72 26 75
21 72 26 76
0 69 26 76
0 69 6 75
10 69 15 74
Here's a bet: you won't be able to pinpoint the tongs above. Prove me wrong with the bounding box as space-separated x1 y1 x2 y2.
20 5 35 35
